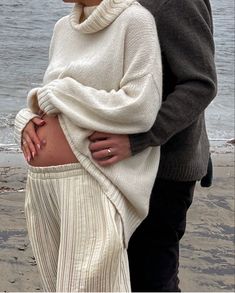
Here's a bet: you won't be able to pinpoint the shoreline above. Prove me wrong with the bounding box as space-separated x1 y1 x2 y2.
0 139 234 192
0 144 234 292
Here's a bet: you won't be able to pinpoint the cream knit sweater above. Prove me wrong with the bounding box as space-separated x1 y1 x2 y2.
15 0 162 245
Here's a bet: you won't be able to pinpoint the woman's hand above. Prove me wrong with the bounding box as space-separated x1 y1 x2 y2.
89 132 131 167
21 117 46 162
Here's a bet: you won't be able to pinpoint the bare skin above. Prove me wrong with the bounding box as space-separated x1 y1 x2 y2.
63 0 102 6
22 0 131 167
22 117 130 166
22 115 78 166
89 132 131 166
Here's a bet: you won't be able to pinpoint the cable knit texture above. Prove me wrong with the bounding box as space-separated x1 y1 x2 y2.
14 0 162 245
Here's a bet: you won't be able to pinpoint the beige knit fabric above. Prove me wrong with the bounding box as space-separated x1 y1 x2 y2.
26 163 131 292
71 0 137 33
15 0 162 245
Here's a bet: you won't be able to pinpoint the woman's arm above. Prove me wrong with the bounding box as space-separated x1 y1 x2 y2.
14 87 43 145
89 0 217 166
28 9 162 135
36 74 160 134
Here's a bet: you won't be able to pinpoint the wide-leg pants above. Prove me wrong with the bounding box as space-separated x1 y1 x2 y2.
25 163 131 292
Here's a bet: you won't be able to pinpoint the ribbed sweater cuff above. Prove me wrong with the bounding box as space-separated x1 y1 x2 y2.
129 132 152 155
27 87 40 113
14 109 39 145
37 80 60 114
157 151 210 181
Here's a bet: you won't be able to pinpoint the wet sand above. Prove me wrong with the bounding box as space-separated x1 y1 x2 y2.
0 144 234 292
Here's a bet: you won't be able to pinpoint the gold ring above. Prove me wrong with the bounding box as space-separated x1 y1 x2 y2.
22 140 27 145
107 148 112 155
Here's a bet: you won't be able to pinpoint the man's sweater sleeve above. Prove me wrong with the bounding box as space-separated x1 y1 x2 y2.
130 0 217 154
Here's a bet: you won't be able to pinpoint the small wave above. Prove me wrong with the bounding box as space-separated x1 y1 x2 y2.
0 143 21 153
0 113 16 128
209 138 235 142
0 3 23 7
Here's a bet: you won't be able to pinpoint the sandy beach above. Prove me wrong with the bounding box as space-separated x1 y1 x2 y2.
0 143 234 292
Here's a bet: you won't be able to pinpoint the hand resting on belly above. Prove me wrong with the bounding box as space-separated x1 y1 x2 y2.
23 115 79 167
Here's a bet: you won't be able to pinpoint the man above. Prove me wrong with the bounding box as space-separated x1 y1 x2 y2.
89 0 217 291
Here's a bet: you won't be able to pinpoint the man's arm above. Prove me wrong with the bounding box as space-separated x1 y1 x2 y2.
130 0 217 154
89 0 217 165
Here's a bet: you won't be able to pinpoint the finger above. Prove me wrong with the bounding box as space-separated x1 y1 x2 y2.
22 138 32 162
89 132 111 142
21 147 28 162
91 148 116 160
21 141 28 161
24 134 37 159
27 128 42 151
96 156 119 167
25 121 43 150
89 140 113 152
32 117 46 127
38 109 44 116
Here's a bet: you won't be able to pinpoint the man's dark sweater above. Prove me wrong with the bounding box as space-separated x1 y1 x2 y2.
130 0 217 181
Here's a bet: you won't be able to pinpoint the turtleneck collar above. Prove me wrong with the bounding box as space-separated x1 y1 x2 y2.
69 0 137 34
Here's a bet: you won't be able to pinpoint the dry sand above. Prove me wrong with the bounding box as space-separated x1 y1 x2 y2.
0 143 234 292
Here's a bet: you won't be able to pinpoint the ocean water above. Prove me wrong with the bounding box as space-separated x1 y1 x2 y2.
0 0 234 152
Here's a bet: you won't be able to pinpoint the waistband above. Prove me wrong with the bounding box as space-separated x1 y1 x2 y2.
28 163 85 179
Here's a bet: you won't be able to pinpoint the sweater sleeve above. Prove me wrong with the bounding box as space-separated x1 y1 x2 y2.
130 0 217 154
28 9 162 135
14 108 39 145
14 87 41 145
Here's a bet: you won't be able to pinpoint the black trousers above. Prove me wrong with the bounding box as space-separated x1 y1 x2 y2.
128 178 196 292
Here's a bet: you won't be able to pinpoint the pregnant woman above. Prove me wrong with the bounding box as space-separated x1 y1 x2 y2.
14 0 162 291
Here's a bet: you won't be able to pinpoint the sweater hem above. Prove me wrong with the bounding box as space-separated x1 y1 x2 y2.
157 153 210 181
58 115 143 248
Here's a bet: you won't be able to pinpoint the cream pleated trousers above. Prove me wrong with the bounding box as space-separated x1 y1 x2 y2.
25 163 131 292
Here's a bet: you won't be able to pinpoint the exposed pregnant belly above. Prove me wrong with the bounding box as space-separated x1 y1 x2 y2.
29 115 79 167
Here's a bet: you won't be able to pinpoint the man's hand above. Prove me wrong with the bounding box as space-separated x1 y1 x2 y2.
89 132 131 167
21 117 46 162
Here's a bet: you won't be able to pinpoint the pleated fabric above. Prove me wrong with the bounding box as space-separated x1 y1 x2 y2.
25 163 131 292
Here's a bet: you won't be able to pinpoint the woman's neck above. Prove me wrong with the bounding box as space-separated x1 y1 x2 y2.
79 0 101 22
64 0 101 6
79 0 102 6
